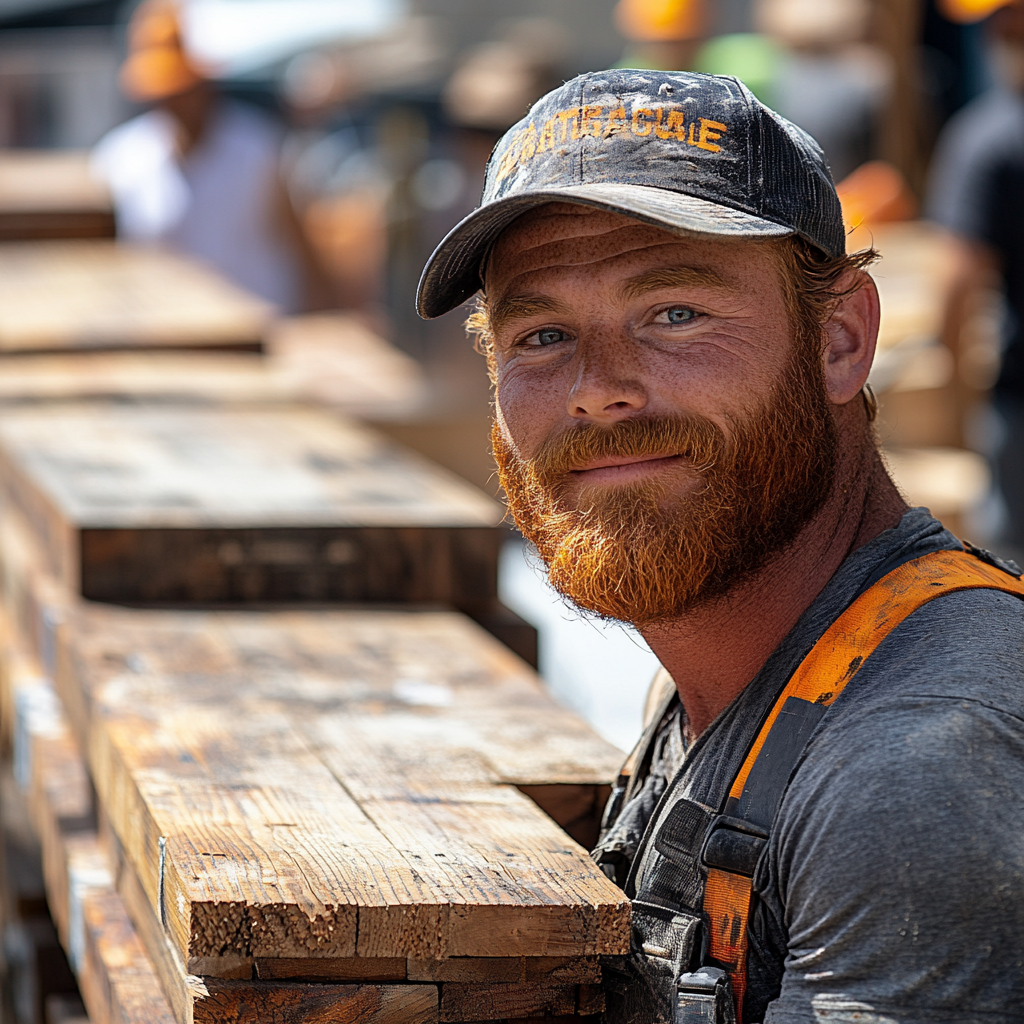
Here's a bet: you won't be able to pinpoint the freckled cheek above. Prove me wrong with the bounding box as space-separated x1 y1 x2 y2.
494 369 567 457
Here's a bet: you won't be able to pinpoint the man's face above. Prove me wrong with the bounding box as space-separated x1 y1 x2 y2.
485 203 839 624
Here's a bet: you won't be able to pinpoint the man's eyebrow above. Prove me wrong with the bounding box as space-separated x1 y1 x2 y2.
619 266 732 301
489 294 572 334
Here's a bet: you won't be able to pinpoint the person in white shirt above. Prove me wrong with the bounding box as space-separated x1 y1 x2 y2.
92 0 323 312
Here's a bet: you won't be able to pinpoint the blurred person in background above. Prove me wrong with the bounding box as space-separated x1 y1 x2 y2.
91 0 328 312
613 0 707 71
928 0 1024 550
695 0 891 180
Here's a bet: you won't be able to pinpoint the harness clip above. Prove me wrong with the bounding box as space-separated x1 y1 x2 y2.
674 966 736 1024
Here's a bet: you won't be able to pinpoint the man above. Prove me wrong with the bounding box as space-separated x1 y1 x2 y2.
91 0 326 312
417 71 1024 1023
928 0 1024 553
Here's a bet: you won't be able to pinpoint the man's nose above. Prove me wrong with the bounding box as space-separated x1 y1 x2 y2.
567 341 647 423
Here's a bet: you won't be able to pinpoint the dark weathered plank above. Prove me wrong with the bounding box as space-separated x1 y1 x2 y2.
405 959 601 985
193 982 438 1024
0 151 114 242
439 982 576 1022
0 242 271 353
0 403 505 609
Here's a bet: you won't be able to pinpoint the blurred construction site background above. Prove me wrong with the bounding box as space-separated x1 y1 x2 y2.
0 0 1020 753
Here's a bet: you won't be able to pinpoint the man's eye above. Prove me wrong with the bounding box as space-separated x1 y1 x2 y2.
526 328 570 347
659 306 698 324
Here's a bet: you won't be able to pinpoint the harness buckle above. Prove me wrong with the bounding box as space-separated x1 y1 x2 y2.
674 967 736 1024
700 816 768 878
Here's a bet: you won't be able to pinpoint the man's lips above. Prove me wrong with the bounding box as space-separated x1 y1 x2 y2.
567 453 685 479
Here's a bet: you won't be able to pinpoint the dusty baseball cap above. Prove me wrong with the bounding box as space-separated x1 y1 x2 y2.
417 69 844 319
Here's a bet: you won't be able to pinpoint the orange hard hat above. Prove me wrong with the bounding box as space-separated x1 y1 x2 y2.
120 0 208 102
614 0 706 42
939 0 1015 23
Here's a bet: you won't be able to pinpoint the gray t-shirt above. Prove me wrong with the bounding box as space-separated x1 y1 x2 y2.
599 509 1024 1022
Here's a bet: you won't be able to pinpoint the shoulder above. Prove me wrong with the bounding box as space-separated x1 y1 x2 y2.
782 584 1024 855
936 89 1024 155
92 110 171 159
765 587 1024 1018
926 91 1024 229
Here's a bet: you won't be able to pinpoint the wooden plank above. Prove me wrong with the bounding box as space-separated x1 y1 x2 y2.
0 241 271 353
439 982 577 1022
6 649 175 1024
107 823 591 1024
52 605 628 972
0 314 424 420
20 655 439 1024
405 958 600 985
0 403 505 609
0 150 114 242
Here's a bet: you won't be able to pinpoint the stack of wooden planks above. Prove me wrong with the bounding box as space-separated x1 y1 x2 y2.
0 241 272 355
0 151 114 243
0 185 633 1023
867 220 990 537
0 401 533 657
0 399 630 1024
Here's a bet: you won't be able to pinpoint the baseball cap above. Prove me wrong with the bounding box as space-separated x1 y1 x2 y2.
417 69 844 319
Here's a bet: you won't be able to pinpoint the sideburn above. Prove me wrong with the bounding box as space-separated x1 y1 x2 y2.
493 338 838 624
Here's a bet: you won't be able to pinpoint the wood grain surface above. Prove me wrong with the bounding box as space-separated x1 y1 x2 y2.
53 605 628 971
5 638 176 1024
10 644 442 1024
0 403 505 607
0 241 271 352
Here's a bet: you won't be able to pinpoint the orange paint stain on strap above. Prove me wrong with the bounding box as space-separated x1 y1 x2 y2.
728 549 1024 802
706 548 1024 1021
703 868 753 1011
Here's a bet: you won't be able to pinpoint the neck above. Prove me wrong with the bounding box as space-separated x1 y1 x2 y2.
639 428 908 738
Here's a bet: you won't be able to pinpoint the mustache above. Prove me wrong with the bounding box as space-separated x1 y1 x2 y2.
530 414 727 484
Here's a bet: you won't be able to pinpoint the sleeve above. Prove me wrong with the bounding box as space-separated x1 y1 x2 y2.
763 692 1024 1023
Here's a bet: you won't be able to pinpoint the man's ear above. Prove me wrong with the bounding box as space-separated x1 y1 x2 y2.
822 272 880 406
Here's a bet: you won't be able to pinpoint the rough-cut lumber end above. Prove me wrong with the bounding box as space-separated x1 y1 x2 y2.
193 981 438 1024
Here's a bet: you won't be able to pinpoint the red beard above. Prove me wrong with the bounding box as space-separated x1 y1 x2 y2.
493 342 839 624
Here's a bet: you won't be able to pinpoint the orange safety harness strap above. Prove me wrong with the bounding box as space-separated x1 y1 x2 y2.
702 547 1024 1020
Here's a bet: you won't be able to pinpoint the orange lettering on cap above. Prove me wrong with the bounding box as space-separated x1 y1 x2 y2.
519 123 538 161
695 118 727 152
654 108 675 140
495 146 519 182
632 107 654 136
665 110 688 140
603 106 627 137
580 105 603 138
537 117 558 152
557 107 580 142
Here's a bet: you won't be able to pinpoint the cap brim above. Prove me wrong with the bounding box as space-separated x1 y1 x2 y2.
416 181 794 319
